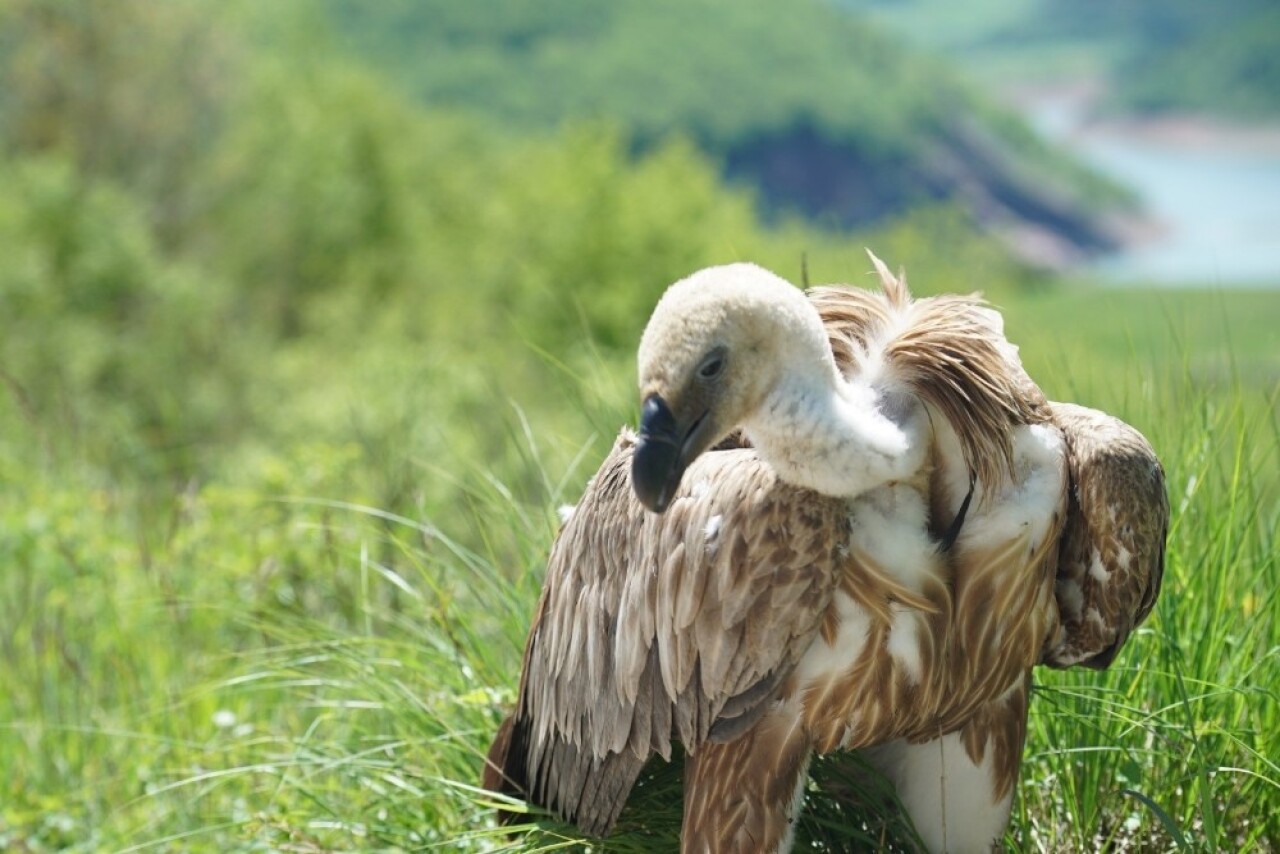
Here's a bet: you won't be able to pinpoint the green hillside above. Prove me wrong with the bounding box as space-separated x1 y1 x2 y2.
1096 0 1280 117
842 0 1280 118
319 0 1132 262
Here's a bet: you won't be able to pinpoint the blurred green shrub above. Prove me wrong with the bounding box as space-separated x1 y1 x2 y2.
0 158 251 479
0 0 241 246
0 0 1034 521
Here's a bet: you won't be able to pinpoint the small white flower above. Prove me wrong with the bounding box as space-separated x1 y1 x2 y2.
212 709 237 729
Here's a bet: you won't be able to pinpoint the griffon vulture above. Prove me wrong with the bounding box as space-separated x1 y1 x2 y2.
484 258 1166 853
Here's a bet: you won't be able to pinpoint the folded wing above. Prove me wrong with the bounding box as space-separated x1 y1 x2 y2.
485 430 847 835
1041 402 1168 669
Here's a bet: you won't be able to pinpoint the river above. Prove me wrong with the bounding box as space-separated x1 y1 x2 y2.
1019 89 1280 288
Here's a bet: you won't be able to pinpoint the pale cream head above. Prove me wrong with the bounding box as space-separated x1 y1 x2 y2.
630 263 848 511
637 262 834 438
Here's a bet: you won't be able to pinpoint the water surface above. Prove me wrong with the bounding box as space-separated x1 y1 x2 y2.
1026 94 1280 288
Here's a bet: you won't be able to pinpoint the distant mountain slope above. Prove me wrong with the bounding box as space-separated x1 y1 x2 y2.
840 0 1280 119
1086 0 1280 117
320 0 1133 266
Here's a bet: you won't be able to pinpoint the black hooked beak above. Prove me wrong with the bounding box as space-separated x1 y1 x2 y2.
631 394 708 513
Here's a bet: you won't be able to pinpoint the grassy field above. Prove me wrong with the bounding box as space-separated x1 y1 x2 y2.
2 276 1276 851
998 286 1279 851
2 4 1277 850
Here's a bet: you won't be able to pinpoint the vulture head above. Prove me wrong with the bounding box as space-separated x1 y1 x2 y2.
631 262 917 512
632 263 835 512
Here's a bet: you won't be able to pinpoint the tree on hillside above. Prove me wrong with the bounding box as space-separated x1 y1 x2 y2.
0 0 241 247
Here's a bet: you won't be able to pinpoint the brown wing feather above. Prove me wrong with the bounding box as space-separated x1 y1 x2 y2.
942 500 1064 728
809 257 1048 502
486 430 846 835
957 672 1032 802
682 699 813 853
1041 402 1168 669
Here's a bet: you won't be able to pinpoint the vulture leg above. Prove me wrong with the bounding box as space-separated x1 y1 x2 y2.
681 705 813 854
863 675 1031 854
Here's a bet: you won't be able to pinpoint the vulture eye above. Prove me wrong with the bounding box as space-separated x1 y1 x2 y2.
697 351 726 380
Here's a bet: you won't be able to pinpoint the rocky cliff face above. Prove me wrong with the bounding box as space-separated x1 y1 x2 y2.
724 118 1127 270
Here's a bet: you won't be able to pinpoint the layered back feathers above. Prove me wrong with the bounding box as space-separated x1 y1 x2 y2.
808 256 1049 498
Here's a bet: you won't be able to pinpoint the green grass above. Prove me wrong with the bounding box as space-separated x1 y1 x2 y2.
2 282 1277 851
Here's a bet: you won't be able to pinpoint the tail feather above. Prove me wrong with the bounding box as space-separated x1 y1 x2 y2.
482 713 529 825
483 709 647 836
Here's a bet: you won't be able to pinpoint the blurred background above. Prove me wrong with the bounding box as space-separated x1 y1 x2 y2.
1 0 1277 849
847 0 1280 284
